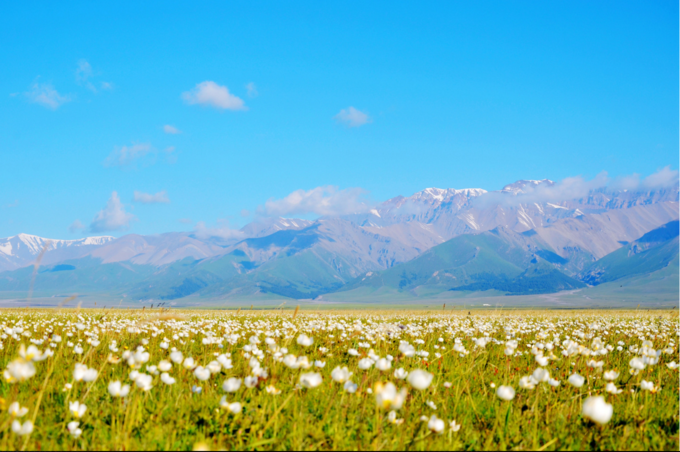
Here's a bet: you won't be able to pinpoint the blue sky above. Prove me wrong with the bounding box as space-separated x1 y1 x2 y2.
1 1 677 238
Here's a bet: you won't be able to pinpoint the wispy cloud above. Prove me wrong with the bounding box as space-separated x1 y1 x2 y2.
163 125 181 134
25 82 70 110
103 143 153 168
90 192 136 233
334 106 371 127
178 218 193 224
75 59 96 92
193 219 245 240
75 59 112 93
262 186 372 217
69 219 85 233
182 81 246 110
246 82 258 98
133 190 170 204
475 167 679 207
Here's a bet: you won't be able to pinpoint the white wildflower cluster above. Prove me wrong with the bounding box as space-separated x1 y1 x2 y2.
0 309 675 445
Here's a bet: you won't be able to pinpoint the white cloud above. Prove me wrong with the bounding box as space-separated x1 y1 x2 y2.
75 60 93 83
246 82 258 97
69 220 85 233
182 81 246 110
90 192 136 233
25 82 70 110
103 143 153 167
100 81 114 90
334 106 371 127
75 59 96 92
179 218 193 224
133 190 170 204
163 125 181 134
476 167 679 208
193 220 245 240
641 166 679 189
262 186 372 217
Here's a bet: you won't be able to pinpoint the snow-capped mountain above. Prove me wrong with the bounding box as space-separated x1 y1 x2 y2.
0 178 676 302
0 234 115 272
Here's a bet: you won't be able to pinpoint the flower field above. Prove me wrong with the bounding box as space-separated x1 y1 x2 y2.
0 308 677 450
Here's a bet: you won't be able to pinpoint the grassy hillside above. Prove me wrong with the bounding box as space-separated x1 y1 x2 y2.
581 221 679 285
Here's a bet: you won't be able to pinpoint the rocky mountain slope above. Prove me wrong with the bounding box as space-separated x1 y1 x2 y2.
0 179 677 302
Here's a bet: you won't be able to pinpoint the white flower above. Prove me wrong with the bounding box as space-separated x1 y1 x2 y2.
374 382 407 410
548 378 560 387
496 386 515 401
450 420 461 432
160 373 176 385
398 342 416 357
108 380 130 397
640 380 656 392
582 396 613 425
223 377 242 393
169 351 183 364
427 415 445 434
375 358 391 371
567 374 585 388
244 376 259 388
426 400 437 410
314 360 326 368
158 360 172 372
629 357 645 371
393 368 408 380
387 410 404 425
297 334 313 347
532 368 549 383
74 364 97 382
331 366 352 383
299 372 322 389
194 366 211 381
67 421 82 438
605 382 623 394
347 348 359 356
11 420 33 436
343 381 358 393
266 385 281 395
358 358 374 370
8 402 28 418
519 376 537 390
5 359 36 382
407 369 433 390
207 360 222 374
535 355 549 367
135 373 153 391
666 361 678 369
219 397 242 414
603 370 619 381
69 401 87 418
217 354 233 369
183 357 196 370
19 345 42 362
192 385 202 394
283 354 299 369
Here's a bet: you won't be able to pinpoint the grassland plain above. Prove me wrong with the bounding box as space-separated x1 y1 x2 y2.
0 308 677 451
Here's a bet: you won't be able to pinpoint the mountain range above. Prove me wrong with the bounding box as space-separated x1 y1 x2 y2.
0 179 677 306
